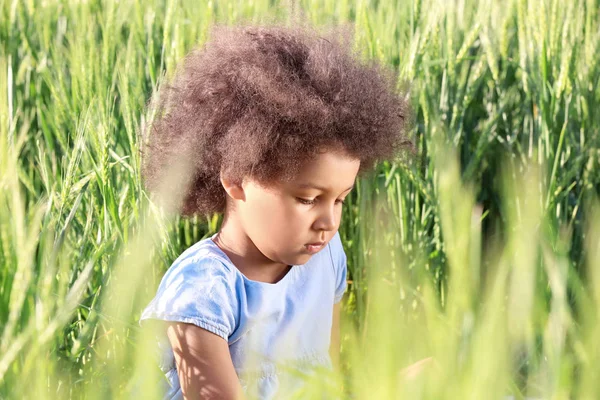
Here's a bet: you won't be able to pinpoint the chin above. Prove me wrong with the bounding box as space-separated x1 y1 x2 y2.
277 246 321 266
292 253 314 266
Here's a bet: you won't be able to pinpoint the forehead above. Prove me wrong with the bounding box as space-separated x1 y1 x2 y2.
289 150 360 190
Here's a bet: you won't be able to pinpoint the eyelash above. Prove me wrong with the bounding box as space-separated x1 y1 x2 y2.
297 198 346 205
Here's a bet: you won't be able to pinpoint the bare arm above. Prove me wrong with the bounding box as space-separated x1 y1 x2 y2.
329 302 341 370
166 322 245 400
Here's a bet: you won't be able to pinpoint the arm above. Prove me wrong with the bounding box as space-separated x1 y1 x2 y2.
166 322 245 400
329 302 341 370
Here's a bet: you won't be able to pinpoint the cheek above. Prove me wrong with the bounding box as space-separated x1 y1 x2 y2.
244 192 304 230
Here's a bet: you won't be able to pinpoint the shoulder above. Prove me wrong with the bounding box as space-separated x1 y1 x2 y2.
328 231 343 250
149 237 242 314
326 231 346 264
163 237 237 283
141 237 240 339
327 232 348 303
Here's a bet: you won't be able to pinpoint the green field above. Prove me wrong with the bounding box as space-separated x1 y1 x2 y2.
1 0 600 398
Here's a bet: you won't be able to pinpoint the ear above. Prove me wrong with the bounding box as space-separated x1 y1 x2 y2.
220 171 246 201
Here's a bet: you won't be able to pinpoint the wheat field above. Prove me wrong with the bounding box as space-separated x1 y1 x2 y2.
1 0 600 398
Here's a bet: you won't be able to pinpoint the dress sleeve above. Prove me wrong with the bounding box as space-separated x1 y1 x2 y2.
330 231 348 304
139 255 238 341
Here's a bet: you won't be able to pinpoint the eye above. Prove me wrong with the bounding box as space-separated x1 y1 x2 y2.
296 197 346 206
297 198 316 205
296 197 346 205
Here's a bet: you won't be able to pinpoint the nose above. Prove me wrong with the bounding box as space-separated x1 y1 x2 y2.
313 202 337 232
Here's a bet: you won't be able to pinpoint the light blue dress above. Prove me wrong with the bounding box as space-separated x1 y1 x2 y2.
139 231 348 399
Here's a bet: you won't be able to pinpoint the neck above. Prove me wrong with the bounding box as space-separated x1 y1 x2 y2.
214 212 291 284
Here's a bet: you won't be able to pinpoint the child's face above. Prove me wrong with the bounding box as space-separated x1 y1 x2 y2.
235 150 360 267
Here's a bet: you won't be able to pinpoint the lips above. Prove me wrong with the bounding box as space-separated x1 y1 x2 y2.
304 241 325 254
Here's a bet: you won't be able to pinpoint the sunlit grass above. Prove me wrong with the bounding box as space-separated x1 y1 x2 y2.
1 0 599 398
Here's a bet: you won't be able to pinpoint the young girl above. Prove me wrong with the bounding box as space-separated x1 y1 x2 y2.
139 23 409 400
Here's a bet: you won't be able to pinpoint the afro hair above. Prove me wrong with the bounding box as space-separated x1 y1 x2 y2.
141 23 410 217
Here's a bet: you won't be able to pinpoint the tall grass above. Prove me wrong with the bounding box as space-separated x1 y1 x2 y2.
1 0 599 398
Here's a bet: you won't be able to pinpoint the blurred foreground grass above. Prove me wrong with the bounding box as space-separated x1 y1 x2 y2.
1 0 600 398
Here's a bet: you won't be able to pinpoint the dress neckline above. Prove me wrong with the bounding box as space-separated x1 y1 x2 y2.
208 233 296 287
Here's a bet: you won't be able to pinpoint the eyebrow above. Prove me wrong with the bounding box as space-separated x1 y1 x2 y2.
297 183 355 192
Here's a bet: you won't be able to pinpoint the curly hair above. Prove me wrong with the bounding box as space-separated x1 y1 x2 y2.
141 23 410 217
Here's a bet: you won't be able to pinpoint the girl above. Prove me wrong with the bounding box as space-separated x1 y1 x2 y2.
139 23 409 400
